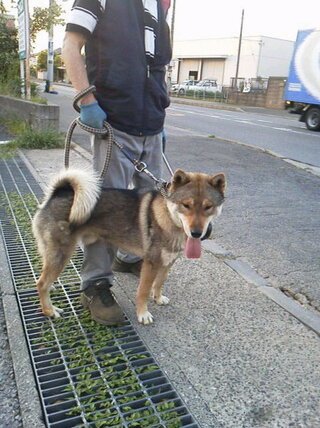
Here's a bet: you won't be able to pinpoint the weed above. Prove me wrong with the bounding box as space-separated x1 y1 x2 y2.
14 127 64 150
0 117 64 158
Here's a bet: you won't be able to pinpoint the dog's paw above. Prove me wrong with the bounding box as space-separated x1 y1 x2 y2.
155 295 170 306
52 305 64 318
137 311 154 325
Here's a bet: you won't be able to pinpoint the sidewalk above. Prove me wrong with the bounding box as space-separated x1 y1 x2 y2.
0 133 317 427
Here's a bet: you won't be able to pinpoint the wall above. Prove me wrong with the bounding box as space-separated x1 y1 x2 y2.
179 59 202 81
201 59 225 82
258 36 294 77
227 77 286 109
265 76 287 109
0 95 59 131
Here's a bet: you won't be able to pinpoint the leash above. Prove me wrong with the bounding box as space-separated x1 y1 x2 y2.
64 85 171 197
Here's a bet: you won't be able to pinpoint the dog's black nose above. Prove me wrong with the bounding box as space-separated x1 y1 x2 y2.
191 230 202 239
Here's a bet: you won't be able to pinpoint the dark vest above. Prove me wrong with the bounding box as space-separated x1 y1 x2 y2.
85 0 172 136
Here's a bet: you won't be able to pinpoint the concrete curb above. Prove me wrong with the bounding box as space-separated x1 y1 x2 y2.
0 232 45 428
204 243 320 336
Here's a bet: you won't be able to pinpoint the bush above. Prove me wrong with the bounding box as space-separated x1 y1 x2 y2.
185 89 225 100
14 127 64 149
0 118 64 159
0 70 42 103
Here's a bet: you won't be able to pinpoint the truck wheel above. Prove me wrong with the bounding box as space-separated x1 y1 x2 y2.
305 107 320 131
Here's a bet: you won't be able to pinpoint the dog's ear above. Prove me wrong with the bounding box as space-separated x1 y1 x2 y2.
209 173 226 193
171 169 190 187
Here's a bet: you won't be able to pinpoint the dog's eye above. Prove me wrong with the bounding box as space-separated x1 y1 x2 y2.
204 205 213 211
182 203 190 209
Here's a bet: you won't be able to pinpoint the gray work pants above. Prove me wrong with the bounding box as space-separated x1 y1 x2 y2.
81 128 163 289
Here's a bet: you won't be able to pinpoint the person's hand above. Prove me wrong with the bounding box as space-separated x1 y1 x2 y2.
80 101 107 129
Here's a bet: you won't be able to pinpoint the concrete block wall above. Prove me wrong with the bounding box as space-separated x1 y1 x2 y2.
265 77 287 109
227 77 286 110
0 95 59 131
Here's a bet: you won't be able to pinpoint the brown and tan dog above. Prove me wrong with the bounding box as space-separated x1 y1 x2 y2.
32 168 226 324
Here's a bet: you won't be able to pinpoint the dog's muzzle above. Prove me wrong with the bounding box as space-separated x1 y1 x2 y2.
201 223 213 241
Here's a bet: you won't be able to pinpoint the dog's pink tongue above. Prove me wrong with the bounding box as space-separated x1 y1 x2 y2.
184 237 202 259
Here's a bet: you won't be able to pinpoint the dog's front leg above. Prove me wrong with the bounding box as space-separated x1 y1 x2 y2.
136 260 157 325
152 266 171 306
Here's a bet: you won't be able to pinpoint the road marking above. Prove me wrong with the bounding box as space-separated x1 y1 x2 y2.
235 120 258 125
272 127 292 131
271 127 315 136
167 112 185 117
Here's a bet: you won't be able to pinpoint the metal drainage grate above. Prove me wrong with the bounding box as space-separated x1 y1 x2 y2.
0 156 200 428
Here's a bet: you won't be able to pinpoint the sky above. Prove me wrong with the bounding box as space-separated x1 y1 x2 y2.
5 0 320 52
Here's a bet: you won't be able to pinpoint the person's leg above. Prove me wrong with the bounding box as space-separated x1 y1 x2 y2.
114 132 163 272
132 132 163 192
81 130 143 324
81 132 138 288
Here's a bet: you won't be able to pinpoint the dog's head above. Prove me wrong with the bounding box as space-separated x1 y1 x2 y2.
166 169 226 240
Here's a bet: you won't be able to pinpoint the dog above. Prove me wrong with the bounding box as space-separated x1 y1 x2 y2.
32 168 226 325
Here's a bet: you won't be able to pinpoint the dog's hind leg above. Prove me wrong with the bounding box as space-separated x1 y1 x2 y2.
36 242 76 318
136 260 159 325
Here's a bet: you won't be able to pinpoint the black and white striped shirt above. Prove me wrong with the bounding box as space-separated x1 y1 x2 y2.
66 0 163 60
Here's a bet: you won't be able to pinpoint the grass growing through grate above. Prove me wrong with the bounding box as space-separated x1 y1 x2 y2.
0 180 195 428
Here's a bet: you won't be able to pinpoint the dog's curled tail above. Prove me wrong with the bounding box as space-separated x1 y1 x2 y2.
42 168 101 224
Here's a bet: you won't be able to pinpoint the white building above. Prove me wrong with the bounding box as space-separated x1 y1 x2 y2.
172 35 294 87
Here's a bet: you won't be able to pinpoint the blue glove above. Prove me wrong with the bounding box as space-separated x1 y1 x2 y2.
80 101 107 129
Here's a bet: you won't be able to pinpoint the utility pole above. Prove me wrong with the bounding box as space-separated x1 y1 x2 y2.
24 0 31 99
45 0 54 93
167 0 176 91
234 9 244 90
170 0 176 48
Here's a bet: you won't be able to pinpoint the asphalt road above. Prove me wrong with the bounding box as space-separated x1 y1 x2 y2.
44 83 320 170
166 103 320 170
42 84 320 311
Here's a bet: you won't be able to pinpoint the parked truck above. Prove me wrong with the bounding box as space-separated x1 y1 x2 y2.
284 28 320 131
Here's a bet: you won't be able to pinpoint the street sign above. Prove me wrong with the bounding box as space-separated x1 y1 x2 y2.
17 0 31 98
17 0 29 60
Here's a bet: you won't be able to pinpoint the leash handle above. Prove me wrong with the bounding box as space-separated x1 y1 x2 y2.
72 85 97 113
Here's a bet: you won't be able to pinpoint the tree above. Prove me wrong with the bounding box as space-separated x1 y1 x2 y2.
0 14 19 80
30 3 65 44
0 1 17 15
0 2 6 14
36 50 47 71
36 49 63 78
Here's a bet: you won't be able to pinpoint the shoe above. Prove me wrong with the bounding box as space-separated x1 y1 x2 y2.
81 279 125 326
112 256 142 277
